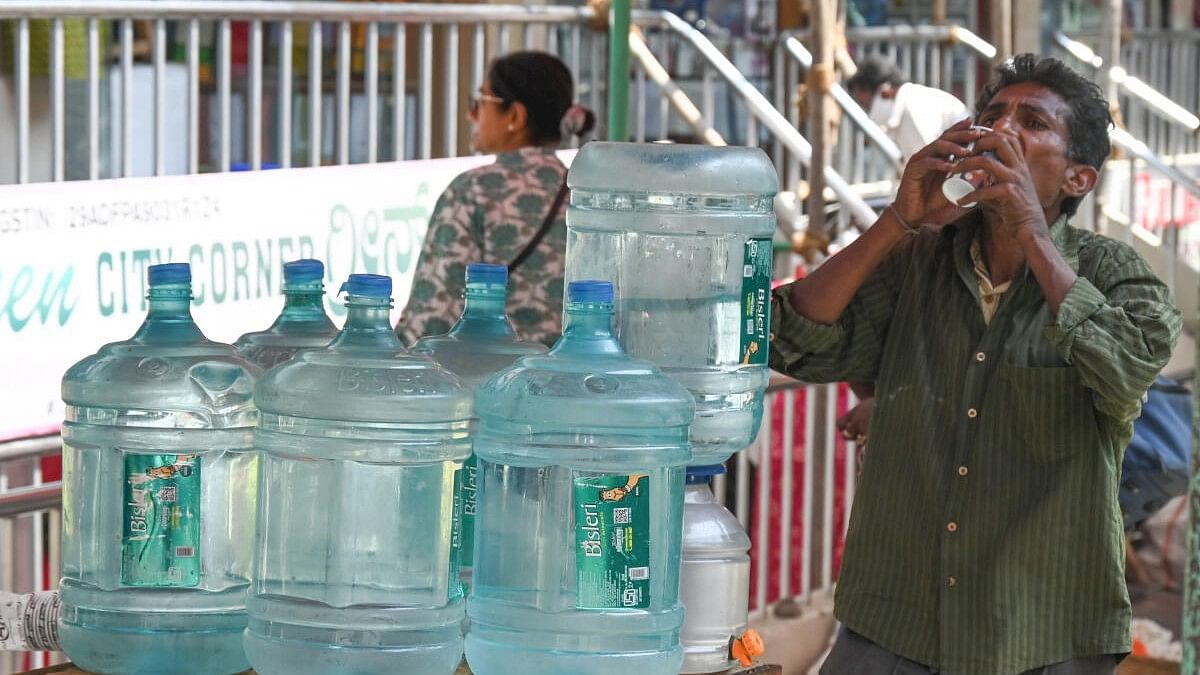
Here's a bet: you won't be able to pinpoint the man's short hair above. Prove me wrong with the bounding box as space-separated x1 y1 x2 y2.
846 56 905 95
975 54 1112 217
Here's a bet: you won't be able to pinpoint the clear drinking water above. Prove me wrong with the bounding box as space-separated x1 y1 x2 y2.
60 262 259 675
467 280 694 675
409 263 546 590
244 273 471 675
234 259 338 370
565 142 778 464
679 465 752 674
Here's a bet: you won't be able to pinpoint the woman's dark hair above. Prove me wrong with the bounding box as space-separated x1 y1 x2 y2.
975 54 1112 217
488 51 594 144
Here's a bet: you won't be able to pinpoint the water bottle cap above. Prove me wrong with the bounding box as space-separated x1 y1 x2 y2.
147 263 191 285
686 464 727 483
283 259 324 284
340 273 392 298
466 263 508 285
568 280 613 304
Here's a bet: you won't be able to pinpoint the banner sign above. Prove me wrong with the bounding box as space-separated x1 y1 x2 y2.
0 152 573 440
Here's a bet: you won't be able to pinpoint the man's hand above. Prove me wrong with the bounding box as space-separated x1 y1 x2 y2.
893 118 986 228
951 129 1050 244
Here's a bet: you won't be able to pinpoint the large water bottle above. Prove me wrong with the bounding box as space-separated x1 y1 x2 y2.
565 142 778 465
244 273 471 675
467 280 694 675
234 259 338 370
679 465 759 674
410 263 546 590
60 262 258 675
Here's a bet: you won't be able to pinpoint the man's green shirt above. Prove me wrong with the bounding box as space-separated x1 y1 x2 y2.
769 214 1182 674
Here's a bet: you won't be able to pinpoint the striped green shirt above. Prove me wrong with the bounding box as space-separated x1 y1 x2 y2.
769 214 1182 674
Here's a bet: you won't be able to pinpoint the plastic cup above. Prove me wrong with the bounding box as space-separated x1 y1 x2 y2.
942 125 994 208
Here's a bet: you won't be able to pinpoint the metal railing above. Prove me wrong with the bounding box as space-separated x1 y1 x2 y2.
1053 30 1200 158
0 435 63 673
0 2 609 183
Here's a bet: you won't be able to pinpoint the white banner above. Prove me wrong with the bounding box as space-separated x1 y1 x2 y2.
0 153 573 440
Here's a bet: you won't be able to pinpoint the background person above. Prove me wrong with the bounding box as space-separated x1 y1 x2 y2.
397 51 594 347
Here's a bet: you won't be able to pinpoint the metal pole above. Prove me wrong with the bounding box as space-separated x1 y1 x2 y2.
806 0 836 238
607 0 630 141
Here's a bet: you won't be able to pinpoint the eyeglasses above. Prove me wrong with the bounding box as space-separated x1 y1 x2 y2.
469 92 506 115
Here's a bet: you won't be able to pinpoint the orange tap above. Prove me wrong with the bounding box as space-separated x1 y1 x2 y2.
731 629 765 667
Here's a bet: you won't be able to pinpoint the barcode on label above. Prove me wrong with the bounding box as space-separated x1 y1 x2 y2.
746 319 755 334
159 486 177 503
174 546 195 558
744 264 754 277
613 507 632 524
628 566 649 580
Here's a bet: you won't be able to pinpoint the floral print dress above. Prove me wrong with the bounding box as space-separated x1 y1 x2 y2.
397 146 567 347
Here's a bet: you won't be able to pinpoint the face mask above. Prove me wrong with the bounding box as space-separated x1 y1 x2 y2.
868 92 896 128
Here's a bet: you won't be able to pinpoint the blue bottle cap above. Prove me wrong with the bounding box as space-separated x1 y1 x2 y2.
685 464 727 484
339 273 392 298
283 259 324 284
466 263 508 285
568 280 613 304
147 263 191 285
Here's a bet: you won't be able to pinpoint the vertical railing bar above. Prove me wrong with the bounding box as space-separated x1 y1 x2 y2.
548 23 558 55
279 21 293 168
754 399 773 614
419 23 433 159
15 18 30 183
772 39 785 177
523 23 533 51
366 22 379 164
337 21 350 165
218 19 232 172
444 24 459 158
746 113 757 148
634 62 646 143
51 18 65 182
801 384 816 602
779 388 796 601
844 391 858 537
154 20 168 175
655 31 669 142
250 20 263 171
472 23 485 97
88 18 100 180
712 472 727 508
822 384 837 590
393 22 406 161
736 426 752 529
701 62 714 128
590 31 601 131
309 21 323 167
499 22 510 56
121 19 134 177
186 19 199 174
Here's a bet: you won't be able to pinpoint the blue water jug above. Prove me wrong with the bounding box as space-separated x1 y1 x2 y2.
467 280 694 675
565 142 778 464
234 259 338 370
244 273 471 675
60 262 259 675
410 263 547 590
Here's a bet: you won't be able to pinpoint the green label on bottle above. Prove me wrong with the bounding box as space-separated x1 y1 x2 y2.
458 454 478 569
448 462 464 600
740 237 772 366
121 454 201 587
573 474 651 610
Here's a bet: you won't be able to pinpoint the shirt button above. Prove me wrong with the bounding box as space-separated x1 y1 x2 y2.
967 407 978 418
947 576 957 588
947 521 958 533
975 351 986 362
958 466 969 477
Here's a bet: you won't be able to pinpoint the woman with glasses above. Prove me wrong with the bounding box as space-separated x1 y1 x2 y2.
397 51 595 347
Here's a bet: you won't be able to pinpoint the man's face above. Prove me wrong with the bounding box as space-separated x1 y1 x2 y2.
850 85 875 111
973 81 1076 212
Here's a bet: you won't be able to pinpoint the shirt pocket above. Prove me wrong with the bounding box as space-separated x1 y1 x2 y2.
998 363 1099 463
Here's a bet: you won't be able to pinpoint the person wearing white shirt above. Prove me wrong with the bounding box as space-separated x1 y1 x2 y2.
847 57 968 161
